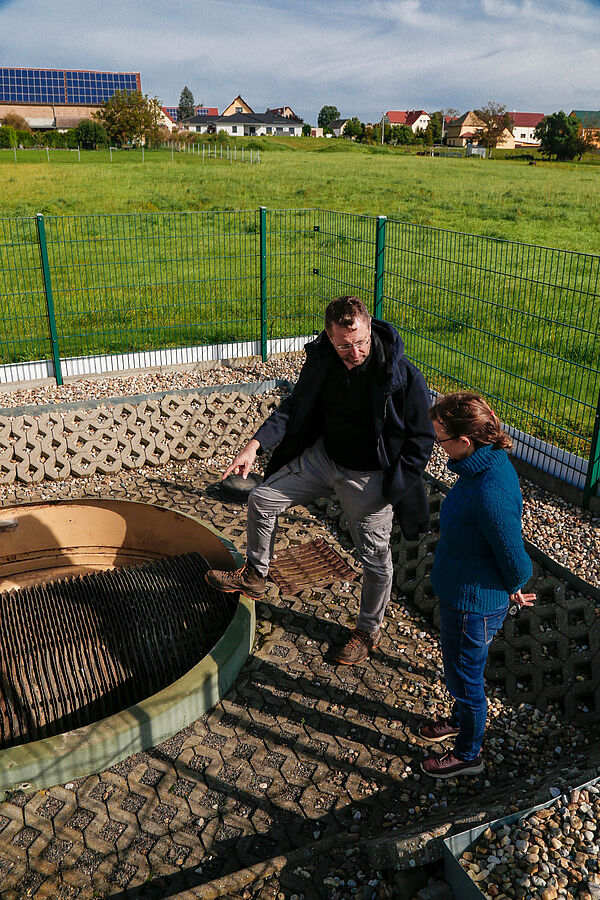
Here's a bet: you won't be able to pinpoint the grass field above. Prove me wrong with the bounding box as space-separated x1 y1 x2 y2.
1 141 599 475
1 141 599 253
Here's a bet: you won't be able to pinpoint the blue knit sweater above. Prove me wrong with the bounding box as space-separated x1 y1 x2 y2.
430 445 532 613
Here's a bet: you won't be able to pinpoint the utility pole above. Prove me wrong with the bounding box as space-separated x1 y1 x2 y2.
381 113 385 146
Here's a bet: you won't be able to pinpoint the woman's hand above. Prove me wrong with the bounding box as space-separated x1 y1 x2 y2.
509 590 535 607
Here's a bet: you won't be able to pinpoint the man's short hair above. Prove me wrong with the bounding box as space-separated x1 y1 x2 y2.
325 296 371 331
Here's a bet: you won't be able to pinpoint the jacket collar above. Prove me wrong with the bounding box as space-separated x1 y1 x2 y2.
448 444 503 477
305 317 406 392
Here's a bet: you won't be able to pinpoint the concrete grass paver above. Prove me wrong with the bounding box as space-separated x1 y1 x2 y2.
0 464 598 899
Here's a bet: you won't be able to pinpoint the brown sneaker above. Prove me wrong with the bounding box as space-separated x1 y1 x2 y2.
421 751 484 779
205 561 267 600
334 629 382 665
417 717 460 743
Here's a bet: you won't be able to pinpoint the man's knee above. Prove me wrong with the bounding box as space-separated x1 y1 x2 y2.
248 484 269 517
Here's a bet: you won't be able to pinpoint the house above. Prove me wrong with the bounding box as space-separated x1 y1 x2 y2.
328 117 349 137
0 66 141 132
221 95 254 116
570 110 600 147
266 105 300 119
445 111 515 149
386 109 430 132
158 108 178 132
310 127 324 138
183 96 303 136
162 105 218 128
507 112 544 147
444 111 485 146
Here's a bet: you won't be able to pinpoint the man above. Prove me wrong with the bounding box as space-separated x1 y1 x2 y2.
206 295 434 664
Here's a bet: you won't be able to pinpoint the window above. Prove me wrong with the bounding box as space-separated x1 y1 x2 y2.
232 126 237 133
289 127 294 134
276 127 283 133
249 126 255 134
266 126 272 134
236 106 243 113
520 132 526 138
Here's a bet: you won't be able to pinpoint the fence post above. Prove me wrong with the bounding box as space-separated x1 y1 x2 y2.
583 390 600 508
259 206 268 362
35 213 63 386
373 215 387 319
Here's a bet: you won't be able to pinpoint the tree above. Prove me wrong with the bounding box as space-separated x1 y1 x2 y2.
75 119 108 149
343 117 364 140
473 101 513 156
95 90 163 146
317 105 340 129
390 124 414 145
1 110 30 130
534 111 585 161
302 122 312 136
178 86 195 122
423 111 443 145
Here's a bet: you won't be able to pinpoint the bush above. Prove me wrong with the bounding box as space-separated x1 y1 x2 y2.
0 125 17 148
75 119 108 149
16 128 35 147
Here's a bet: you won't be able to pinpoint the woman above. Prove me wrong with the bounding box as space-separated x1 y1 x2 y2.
419 392 535 779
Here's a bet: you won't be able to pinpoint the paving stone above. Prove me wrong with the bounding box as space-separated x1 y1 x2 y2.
0 457 598 897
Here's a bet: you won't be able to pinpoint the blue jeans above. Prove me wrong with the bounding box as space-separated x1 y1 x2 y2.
439 601 509 761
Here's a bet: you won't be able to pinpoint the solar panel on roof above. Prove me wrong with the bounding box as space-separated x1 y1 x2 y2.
0 67 140 105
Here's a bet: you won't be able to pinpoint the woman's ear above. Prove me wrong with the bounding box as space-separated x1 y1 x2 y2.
458 435 474 454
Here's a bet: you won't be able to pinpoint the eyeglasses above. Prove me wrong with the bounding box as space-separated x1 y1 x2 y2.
434 435 457 445
335 336 371 352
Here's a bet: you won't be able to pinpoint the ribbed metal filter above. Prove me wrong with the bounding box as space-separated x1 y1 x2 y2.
0 552 237 749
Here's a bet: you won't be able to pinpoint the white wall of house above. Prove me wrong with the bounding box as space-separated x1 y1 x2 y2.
513 125 539 144
410 113 430 132
186 119 301 137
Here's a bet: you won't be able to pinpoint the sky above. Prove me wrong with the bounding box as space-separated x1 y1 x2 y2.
1 0 599 124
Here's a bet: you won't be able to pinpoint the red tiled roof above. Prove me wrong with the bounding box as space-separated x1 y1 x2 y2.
405 110 428 127
508 112 544 128
386 110 408 124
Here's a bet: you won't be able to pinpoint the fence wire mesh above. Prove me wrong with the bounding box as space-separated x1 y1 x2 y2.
0 209 598 498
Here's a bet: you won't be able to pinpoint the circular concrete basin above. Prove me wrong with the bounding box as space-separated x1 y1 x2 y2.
0 499 254 792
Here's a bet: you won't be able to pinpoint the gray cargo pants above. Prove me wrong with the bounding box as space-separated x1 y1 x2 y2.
246 438 394 634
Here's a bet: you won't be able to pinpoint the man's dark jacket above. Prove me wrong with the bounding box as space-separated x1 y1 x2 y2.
253 318 434 540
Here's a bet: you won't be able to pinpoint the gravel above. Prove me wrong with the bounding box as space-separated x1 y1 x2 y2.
459 783 600 899
0 359 599 898
0 356 597 590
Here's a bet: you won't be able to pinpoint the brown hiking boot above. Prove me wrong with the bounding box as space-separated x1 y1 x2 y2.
205 561 267 600
334 629 382 665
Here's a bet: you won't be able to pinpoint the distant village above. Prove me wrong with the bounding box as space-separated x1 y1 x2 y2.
1 66 599 152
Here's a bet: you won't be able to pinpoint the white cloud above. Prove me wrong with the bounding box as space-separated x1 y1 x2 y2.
1 0 599 122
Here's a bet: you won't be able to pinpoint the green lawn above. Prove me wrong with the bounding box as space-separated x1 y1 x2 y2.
1 142 599 253
0 142 599 468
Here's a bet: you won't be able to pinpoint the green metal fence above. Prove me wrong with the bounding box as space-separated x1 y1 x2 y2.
1 208 599 504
